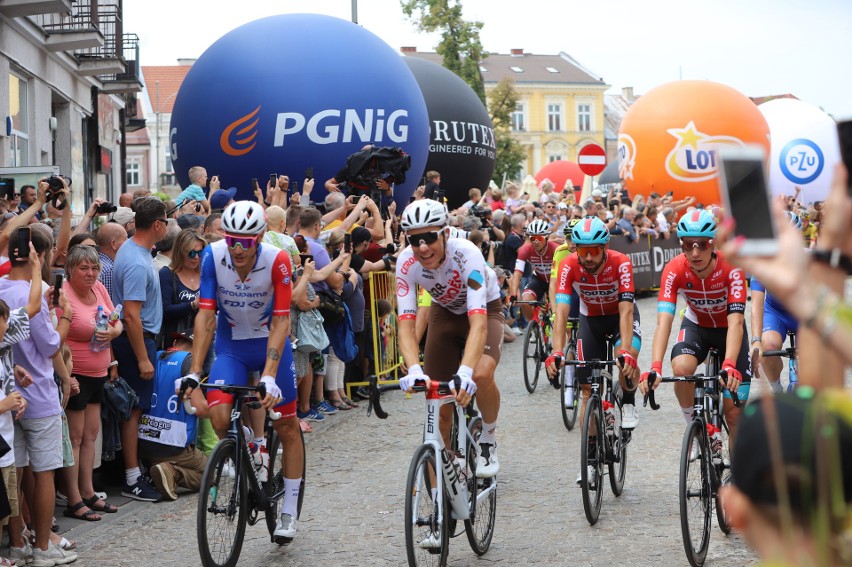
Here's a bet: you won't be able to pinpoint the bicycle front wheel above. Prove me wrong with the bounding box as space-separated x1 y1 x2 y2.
714 418 731 535
264 424 307 542
680 420 711 567
522 323 542 393
464 417 496 555
197 438 248 567
404 444 448 567
559 347 581 431
607 390 627 496
580 397 603 525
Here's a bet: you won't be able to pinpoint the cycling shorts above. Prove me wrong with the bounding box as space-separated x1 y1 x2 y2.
761 303 798 338
671 318 752 394
522 278 548 302
575 307 641 384
207 336 297 418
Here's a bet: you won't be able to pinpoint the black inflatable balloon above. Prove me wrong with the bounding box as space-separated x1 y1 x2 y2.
404 57 496 210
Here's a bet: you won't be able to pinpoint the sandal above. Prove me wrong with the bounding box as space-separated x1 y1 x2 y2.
342 396 359 408
63 501 101 522
57 536 76 551
83 495 118 513
330 400 352 410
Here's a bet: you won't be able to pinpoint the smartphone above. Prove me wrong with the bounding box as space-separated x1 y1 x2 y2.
344 233 352 253
717 146 777 256
14 227 30 262
52 274 63 306
837 120 852 196
666 191 674 197
420 176 426 187
269 173 277 187
298 254 313 265
305 167 314 181
251 178 259 191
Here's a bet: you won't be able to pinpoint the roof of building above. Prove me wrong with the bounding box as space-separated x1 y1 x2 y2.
749 93 799 106
604 89 638 141
401 48 606 86
141 65 193 113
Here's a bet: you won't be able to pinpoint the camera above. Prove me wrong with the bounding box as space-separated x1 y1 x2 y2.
470 205 491 220
96 202 117 215
46 175 71 197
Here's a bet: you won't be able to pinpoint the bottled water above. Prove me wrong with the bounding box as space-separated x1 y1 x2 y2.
90 306 110 352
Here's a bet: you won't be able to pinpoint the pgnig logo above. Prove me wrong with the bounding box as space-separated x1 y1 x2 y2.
779 138 824 184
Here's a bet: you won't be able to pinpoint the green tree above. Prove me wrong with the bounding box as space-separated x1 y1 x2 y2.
488 77 525 182
401 0 486 103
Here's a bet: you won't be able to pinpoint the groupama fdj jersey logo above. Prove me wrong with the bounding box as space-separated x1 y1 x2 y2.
779 138 824 184
664 121 743 182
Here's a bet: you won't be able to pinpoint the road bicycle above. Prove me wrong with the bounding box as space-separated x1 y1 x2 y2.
182 382 305 567
561 333 629 525
368 375 497 567
558 317 581 431
759 330 798 392
517 299 552 393
644 348 740 567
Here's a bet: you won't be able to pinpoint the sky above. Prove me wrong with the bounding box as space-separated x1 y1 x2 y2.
125 0 851 118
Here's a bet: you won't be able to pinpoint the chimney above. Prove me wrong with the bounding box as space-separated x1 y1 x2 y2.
510 48 524 56
177 58 197 66
401 46 417 53
622 86 635 101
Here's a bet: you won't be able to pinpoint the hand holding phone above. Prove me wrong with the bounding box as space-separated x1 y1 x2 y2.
269 173 277 188
298 254 313 266
837 120 852 196
14 227 30 263
717 146 777 256
344 233 352 253
305 167 314 181
52 274 63 306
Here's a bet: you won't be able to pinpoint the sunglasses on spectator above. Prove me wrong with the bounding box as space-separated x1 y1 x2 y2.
680 238 713 252
224 233 258 250
405 230 442 247
577 245 604 256
187 249 203 258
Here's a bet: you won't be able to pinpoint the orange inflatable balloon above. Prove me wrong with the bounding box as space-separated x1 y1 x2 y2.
618 80 770 206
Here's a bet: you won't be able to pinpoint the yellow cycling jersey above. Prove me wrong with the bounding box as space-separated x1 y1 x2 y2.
550 243 572 280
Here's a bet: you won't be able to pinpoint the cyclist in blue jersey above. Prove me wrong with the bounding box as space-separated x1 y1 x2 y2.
179 200 303 542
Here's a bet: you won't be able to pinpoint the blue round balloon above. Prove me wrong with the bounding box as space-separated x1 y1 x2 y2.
169 14 429 206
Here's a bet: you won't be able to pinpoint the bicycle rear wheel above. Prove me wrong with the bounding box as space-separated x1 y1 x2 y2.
580 397 603 525
522 323 542 393
264 423 307 543
404 444 448 567
559 345 580 431
464 417 496 555
197 438 247 567
680 420 711 567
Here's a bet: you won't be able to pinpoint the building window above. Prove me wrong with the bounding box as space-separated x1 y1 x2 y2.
164 149 173 173
548 154 563 163
9 73 29 166
578 103 591 132
511 103 525 132
126 159 142 187
547 103 562 132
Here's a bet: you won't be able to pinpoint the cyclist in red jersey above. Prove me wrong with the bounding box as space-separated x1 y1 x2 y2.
639 209 750 442
509 219 559 323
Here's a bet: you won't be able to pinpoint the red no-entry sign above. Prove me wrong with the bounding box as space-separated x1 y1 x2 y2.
578 143 607 176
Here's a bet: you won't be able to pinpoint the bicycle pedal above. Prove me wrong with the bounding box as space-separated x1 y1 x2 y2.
273 535 293 546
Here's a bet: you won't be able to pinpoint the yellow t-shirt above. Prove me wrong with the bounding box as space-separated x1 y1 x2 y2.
802 224 817 244
322 219 360 233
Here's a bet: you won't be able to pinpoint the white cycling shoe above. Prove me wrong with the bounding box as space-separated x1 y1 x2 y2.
274 513 298 542
621 404 639 429
476 443 499 478
418 532 441 549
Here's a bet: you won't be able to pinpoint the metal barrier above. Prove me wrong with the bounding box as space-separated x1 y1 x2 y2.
346 271 400 398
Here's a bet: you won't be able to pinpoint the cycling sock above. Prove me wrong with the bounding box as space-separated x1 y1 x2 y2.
622 390 635 406
125 467 141 485
479 422 497 445
281 478 302 517
681 406 694 424
254 437 265 447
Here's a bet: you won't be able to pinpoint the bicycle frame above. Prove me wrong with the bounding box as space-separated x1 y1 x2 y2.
762 331 798 391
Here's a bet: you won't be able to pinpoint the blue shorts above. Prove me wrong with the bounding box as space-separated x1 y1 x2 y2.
113 334 157 411
762 304 798 338
208 335 297 418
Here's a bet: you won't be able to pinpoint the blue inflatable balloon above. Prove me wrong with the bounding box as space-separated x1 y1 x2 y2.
169 14 429 206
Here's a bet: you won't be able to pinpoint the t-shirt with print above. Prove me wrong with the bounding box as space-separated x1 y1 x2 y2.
0 307 31 392
0 389 15 467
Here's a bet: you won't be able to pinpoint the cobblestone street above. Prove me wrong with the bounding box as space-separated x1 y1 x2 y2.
52 295 762 566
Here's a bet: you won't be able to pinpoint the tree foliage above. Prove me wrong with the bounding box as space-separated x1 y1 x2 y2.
488 78 525 182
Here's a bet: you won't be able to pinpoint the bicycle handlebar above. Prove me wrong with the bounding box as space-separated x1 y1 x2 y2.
514 300 547 306
761 349 796 358
367 374 463 420
179 381 282 421
643 370 740 411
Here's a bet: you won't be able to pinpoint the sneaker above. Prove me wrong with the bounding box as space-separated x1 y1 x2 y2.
352 387 371 401
297 408 325 422
476 443 499 478
32 543 77 566
511 326 523 336
121 476 162 502
273 513 297 543
313 400 338 415
10 541 33 565
575 465 596 487
621 403 639 429
150 462 178 501
418 531 441 549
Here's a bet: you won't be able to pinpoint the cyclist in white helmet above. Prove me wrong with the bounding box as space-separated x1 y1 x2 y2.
509 218 559 323
396 199 504 480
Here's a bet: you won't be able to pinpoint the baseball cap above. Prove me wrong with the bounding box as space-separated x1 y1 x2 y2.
731 390 852 513
112 206 135 226
171 330 194 343
351 226 372 246
177 214 203 230
592 189 604 198
210 187 237 211
557 202 568 210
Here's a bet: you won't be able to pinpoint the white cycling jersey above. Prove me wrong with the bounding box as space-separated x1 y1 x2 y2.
396 237 501 319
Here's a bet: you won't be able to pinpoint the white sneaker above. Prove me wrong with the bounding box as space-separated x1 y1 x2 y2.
10 541 33 565
689 441 700 462
476 443 499 478
511 326 523 336
273 513 298 542
418 532 441 549
621 403 639 429
32 543 77 566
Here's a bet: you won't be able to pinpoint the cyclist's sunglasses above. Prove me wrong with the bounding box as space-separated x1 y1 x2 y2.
405 230 443 247
529 235 547 244
680 238 713 252
224 233 258 250
576 245 604 256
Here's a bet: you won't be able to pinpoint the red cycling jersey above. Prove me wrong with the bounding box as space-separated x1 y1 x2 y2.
554 250 635 316
514 240 559 283
657 252 746 328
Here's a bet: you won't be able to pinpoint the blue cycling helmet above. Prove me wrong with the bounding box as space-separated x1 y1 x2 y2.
571 217 610 245
677 209 717 239
786 210 802 231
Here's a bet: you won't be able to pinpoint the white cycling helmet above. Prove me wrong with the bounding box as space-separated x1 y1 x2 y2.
447 226 468 239
400 199 448 232
526 219 550 236
221 200 267 235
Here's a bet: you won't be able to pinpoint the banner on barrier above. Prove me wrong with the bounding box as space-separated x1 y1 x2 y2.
608 234 683 291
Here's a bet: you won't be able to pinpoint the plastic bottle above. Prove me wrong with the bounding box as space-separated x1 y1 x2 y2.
90 306 110 352
706 424 723 465
108 304 123 327
563 366 575 408
602 400 616 436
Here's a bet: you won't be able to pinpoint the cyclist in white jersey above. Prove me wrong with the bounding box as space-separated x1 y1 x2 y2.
396 199 504 478
179 201 303 542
